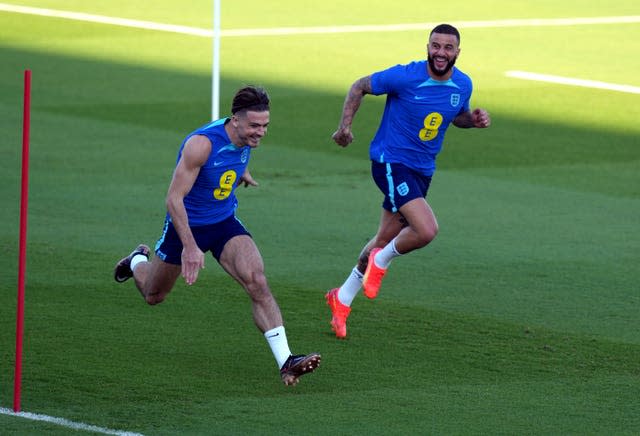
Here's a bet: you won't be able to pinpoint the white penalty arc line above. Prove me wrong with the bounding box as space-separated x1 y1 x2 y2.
0 3 639 37
0 407 144 436
506 70 640 94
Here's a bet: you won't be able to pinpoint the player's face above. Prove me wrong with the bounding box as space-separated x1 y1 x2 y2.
233 110 269 147
427 33 460 78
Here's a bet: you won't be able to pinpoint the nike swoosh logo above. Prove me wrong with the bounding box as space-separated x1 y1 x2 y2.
414 95 429 100
267 333 280 338
214 161 224 166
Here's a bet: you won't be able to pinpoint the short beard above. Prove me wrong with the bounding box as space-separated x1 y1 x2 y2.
428 55 457 77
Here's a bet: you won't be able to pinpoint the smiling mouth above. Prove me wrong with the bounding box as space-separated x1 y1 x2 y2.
434 57 448 67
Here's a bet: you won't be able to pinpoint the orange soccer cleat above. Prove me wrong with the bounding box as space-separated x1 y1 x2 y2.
362 248 387 299
325 288 351 339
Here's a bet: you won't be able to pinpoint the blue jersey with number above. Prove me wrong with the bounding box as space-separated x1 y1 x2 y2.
370 61 472 176
173 118 251 226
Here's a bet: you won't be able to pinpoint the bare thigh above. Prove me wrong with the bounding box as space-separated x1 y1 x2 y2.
218 235 265 288
218 235 282 331
394 197 438 253
398 198 438 240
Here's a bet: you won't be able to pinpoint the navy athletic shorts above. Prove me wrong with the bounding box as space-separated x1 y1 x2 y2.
371 161 432 213
154 214 251 264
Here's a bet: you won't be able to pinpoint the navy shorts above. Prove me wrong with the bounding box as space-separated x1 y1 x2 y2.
371 161 432 213
154 214 252 264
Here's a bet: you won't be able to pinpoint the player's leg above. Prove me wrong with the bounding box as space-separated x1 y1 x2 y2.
114 245 181 305
219 234 282 332
361 163 436 298
357 209 406 273
219 234 320 385
361 198 438 298
133 256 181 305
394 197 438 254
326 162 410 335
326 203 407 337
115 218 183 305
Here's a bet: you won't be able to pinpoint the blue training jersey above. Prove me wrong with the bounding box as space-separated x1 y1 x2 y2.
370 61 472 176
173 118 251 226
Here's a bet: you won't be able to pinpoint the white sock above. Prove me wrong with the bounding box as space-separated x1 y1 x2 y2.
338 267 363 306
375 238 401 269
130 254 148 272
264 326 291 368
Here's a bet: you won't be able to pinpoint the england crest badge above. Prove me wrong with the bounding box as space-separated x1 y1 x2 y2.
450 93 460 107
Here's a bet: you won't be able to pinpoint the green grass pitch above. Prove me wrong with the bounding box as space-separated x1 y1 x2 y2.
1 1 639 434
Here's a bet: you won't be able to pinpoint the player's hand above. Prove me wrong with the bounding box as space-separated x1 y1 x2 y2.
240 169 258 188
181 245 205 285
471 108 491 128
332 127 354 147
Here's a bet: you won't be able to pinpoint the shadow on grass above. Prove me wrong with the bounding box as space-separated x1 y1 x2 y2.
1 45 638 172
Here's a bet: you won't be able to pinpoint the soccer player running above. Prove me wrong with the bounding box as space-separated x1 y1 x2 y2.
114 86 320 385
327 24 491 338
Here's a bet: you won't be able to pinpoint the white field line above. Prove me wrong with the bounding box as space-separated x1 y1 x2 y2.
0 3 639 37
0 2 212 36
506 70 640 94
0 407 144 436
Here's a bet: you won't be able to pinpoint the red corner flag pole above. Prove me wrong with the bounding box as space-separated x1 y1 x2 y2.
14 69 31 412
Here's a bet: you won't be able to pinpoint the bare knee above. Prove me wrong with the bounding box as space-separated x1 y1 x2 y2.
142 293 166 305
416 223 439 248
145 294 166 305
245 272 272 302
139 285 168 306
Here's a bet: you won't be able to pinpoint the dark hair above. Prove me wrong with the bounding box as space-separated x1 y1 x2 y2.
429 24 460 44
231 86 270 114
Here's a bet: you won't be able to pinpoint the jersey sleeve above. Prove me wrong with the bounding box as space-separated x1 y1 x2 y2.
456 76 473 116
370 64 407 96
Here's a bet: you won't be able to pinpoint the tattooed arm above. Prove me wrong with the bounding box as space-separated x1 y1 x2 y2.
332 76 373 147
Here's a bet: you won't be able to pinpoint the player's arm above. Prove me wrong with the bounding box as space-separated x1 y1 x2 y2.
332 75 373 147
453 108 491 128
239 168 258 188
166 134 211 285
